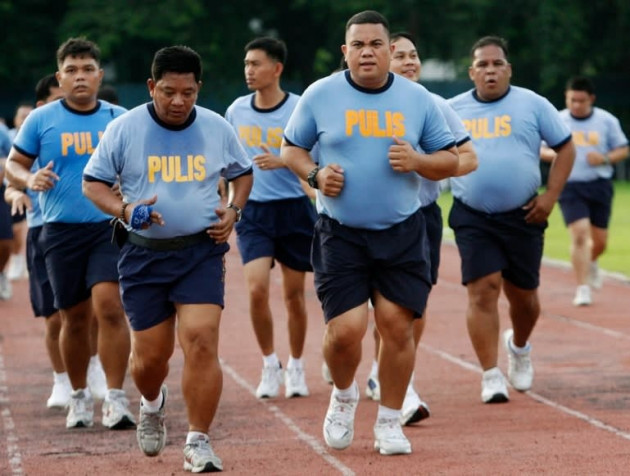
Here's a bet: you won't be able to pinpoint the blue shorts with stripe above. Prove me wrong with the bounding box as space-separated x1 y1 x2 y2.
448 198 546 290
312 208 432 322
235 196 316 272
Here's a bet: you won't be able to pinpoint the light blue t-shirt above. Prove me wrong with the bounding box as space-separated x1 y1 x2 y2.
225 92 304 202
448 86 571 213
13 99 126 223
84 103 252 239
559 107 628 182
284 71 455 230
418 93 471 207
0 123 11 157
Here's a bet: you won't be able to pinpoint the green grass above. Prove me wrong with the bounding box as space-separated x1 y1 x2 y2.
437 181 630 278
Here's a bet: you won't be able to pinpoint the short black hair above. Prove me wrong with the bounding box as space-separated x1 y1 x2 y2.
245 37 287 65
34 73 59 102
151 45 202 82
470 36 508 59
56 37 101 67
390 31 416 48
345 10 389 35
98 84 119 104
566 76 595 95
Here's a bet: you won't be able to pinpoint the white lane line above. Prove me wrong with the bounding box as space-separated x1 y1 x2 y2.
544 313 630 340
221 361 355 476
420 343 630 441
0 344 24 475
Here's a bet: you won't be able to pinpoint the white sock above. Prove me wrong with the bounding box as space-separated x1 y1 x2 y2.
53 371 69 384
89 355 101 367
262 353 280 368
370 360 378 376
72 387 92 399
509 338 531 354
141 391 164 413
287 356 303 370
186 431 208 445
333 382 358 400
377 404 401 421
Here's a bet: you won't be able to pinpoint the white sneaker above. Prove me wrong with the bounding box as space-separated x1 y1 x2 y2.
0 272 12 300
46 374 72 409
323 382 359 450
183 435 223 473
285 367 309 398
589 262 603 290
365 373 380 401
373 418 412 455
102 389 136 429
572 285 592 306
7 254 26 280
400 388 430 426
137 385 168 456
321 361 333 385
255 363 283 399
481 367 509 404
66 389 94 428
503 329 534 391
88 357 108 400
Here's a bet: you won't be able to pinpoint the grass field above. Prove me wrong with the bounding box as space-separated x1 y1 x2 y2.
437 181 630 279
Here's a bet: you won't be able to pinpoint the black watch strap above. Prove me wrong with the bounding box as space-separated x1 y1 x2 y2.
307 166 320 189
227 203 242 222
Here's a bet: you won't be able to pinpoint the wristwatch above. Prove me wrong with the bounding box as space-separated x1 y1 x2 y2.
307 166 320 189
227 203 242 222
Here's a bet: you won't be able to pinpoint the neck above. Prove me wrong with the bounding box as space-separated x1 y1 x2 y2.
65 96 98 112
349 72 389 90
254 85 285 109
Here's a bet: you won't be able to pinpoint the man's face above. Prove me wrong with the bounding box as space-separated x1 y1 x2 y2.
390 37 421 82
148 72 200 126
244 49 281 91
468 44 512 101
56 55 103 105
565 90 594 118
13 105 33 129
342 23 393 88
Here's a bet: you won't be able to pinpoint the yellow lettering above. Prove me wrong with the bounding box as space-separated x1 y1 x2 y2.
266 127 283 148
252 127 262 147
61 133 73 156
148 156 160 183
500 115 511 136
587 131 599 146
161 156 175 182
392 112 405 136
358 110 370 137
369 110 386 137
346 110 359 136
193 155 206 180
175 156 187 182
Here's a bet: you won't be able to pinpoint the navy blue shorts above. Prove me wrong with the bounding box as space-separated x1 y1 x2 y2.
312 209 432 322
235 197 316 272
40 221 119 310
26 226 56 318
448 198 547 290
558 178 613 229
118 239 229 331
421 201 443 285
0 185 13 240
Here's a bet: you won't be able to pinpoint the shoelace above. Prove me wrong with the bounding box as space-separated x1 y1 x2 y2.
330 398 356 425
139 410 163 438
375 419 406 441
